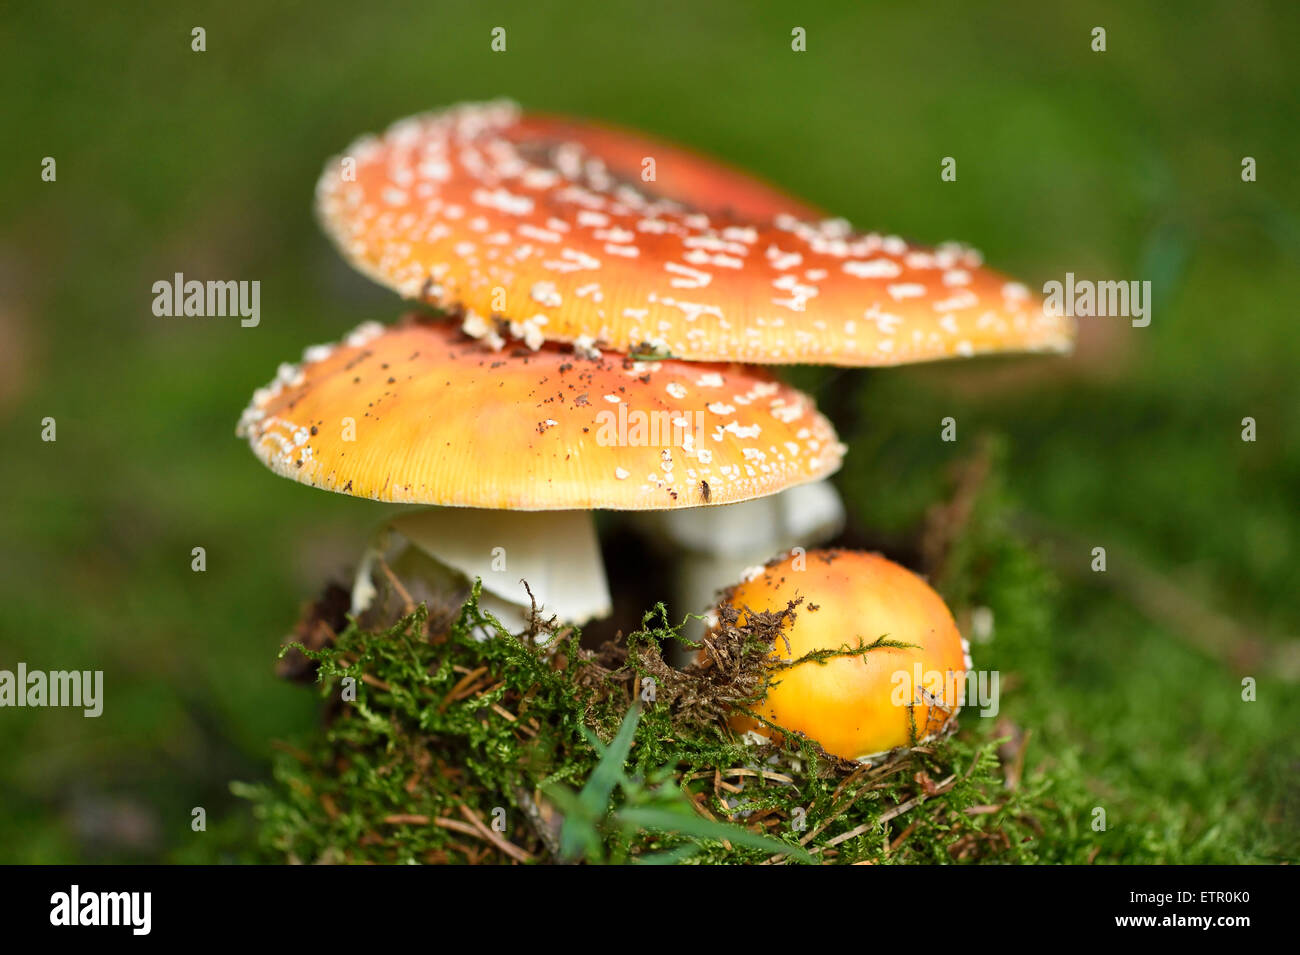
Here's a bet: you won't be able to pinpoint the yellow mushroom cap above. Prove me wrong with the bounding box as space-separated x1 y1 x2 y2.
236 315 843 510
720 549 969 760
316 101 1074 366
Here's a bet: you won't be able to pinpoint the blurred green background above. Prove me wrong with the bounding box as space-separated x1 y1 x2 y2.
1 0 1296 863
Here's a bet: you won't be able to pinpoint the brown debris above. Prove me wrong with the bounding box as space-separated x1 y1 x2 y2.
576 596 805 738
277 583 351 683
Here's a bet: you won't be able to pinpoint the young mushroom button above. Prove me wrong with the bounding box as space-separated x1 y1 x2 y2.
714 549 971 761
317 100 1075 365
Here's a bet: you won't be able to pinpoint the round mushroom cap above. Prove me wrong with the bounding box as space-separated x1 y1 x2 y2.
236 315 844 510
317 101 1074 367
719 549 969 761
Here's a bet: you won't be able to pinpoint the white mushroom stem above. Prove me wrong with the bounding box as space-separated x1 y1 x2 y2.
639 480 846 655
351 507 612 635
350 527 390 616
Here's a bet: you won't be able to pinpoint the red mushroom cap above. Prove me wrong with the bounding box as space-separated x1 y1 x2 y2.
317 101 1074 366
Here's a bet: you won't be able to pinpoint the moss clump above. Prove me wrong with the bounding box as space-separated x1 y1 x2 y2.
234 570 1056 863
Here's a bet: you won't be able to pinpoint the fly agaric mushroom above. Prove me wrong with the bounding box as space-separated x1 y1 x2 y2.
236 315 844 629
715 549 970 761
316 100 1073 366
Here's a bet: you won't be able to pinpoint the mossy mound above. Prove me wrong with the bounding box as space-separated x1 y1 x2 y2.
235 576 1052 864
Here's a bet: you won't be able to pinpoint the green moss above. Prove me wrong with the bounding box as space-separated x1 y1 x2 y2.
228 435 1296 864
237 575 1070 864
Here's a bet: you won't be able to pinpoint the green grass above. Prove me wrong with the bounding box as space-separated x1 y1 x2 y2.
0 0 1296 862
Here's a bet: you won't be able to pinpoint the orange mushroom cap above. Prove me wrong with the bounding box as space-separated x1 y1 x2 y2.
317 101 1073 367
236 315 843 510
720 549 970 761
